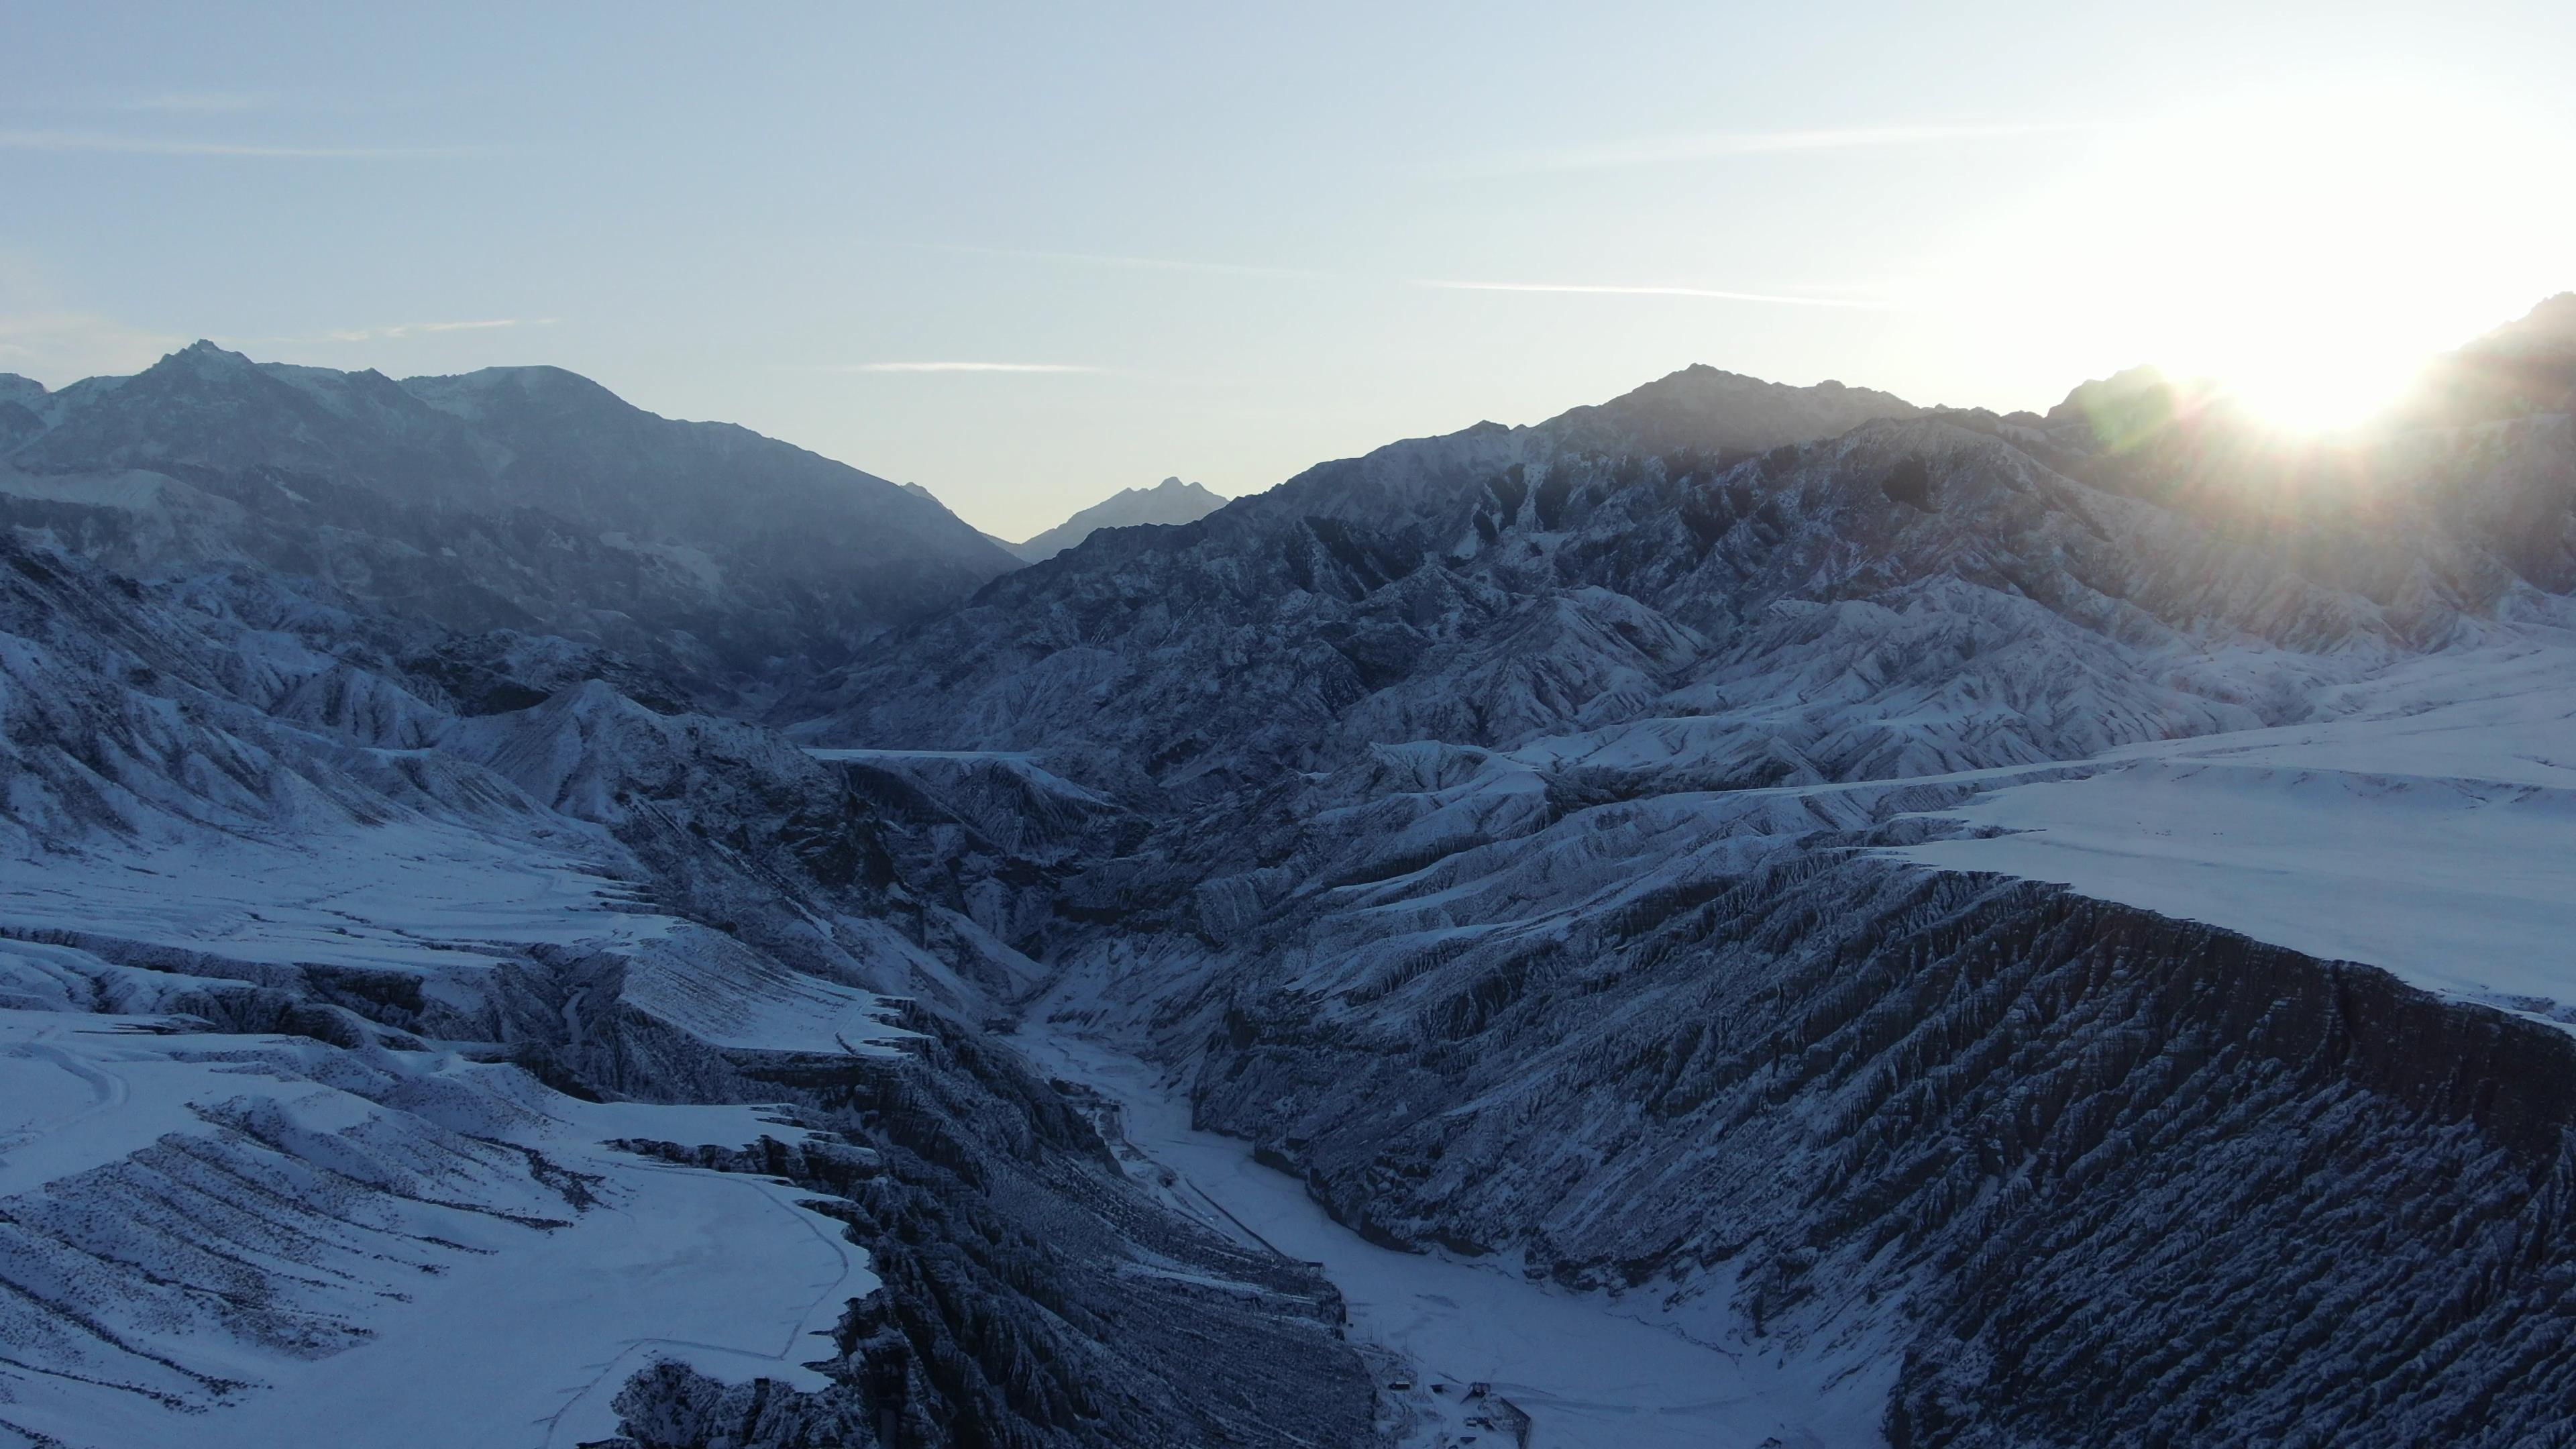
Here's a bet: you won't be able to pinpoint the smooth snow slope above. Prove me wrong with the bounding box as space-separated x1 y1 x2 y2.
0 1001 870 1449
1891 634 2576 1019
0 816 913 1055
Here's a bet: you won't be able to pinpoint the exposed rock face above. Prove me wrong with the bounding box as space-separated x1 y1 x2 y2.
0 532 1377 1449
0 342 1021 706
8 311 2576 1447
601 1014 1377 1449
1181 831 2576 1448
798 373 2571 802
798 344 2576 1444
1012 476 1227 561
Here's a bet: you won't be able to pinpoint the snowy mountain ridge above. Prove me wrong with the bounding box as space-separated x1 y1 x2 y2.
0 518 1375 1449
792 332 2576 1445
5 312 2576 1447
1011 476 1227 561
0 342 1022 710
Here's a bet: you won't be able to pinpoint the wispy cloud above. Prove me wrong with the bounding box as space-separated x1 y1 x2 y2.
1419 280 1893 309
270 318 557 344
833 360 1103 374
1491 122 2080 174
230 317 559 345
111 91 281 115
922 239 1900 312
0 129 476 158
916 242 1331 280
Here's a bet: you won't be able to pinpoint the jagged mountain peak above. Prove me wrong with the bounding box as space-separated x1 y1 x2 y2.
133 339 282 394
2412 292 2576 424
2049 296 2576 443
9 337 484 482
0 343 1022 704
797 327 2575 804
168 337 256 368
1133 474 1221 502
1540 362 1921 458
2050 364 2172 414
2043 364 2202 445
1646 360 1837 392
152 337 337 394
1011 474 1230 561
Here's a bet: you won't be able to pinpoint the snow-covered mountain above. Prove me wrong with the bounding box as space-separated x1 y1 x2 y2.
794 360 2564 789
7 315 2575 1448
0 529 1372 1449
794 341 2576 1445
2401 290 2576 427
1011 476 1228 561
0 343 1022 708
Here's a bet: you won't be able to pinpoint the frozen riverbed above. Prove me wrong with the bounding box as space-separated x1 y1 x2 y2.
1014 1020 1892 1449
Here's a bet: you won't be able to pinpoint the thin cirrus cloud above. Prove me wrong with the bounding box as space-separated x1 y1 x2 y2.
913 241 1331 281
110 91 280 115
1418 280 1894 309
833 361 1104 374
924 238 1893 309
317 318 554 342
1489 121 2082 173
0 129 476 158
233 318 558 345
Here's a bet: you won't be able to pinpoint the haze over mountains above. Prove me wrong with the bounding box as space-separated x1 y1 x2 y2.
0 342 1020 710
1009 476 1227 562
2 300 2573 1448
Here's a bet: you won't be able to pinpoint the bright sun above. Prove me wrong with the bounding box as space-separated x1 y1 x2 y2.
1951 80 2576 432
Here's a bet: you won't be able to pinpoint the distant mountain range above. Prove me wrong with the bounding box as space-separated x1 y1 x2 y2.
0 341 1022 708
784 314 2576 1444
4 303 2574 1449
1009 476 1226 561
896 474 1229 562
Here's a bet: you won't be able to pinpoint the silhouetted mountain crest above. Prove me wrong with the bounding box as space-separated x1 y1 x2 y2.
1544 362 1921 457
2404 292 2576 425
1 343 1022 702
1013 476 1227 561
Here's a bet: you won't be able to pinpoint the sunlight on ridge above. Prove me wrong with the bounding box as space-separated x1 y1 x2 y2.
1939 78 2576 433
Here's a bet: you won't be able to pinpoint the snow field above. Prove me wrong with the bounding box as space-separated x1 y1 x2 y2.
0 1006 874 1449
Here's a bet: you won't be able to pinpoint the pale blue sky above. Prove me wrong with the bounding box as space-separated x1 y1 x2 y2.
5 1 2571 535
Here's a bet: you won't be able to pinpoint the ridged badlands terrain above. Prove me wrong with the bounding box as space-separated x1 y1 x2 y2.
2 299 2573 1446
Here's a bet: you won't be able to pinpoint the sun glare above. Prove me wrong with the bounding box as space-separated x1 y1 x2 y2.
1943 80 2576 433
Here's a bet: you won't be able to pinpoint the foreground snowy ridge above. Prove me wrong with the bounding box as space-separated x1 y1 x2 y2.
0 517 1378 1448
0 998 868 1449
1 306 2571 1446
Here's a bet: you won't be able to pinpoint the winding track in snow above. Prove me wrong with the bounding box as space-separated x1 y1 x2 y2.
537 1162 874 1448
1011 1017 1891 1449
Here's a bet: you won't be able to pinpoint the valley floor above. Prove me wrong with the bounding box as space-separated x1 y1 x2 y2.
1014 1013 1894 1449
